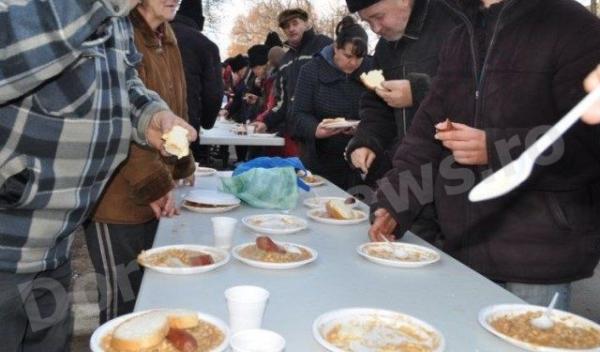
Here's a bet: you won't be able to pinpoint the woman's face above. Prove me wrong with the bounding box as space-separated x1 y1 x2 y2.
139 0 181 25
333 43 364 75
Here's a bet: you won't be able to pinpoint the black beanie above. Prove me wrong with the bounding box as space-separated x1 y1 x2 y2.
178 0 205 30
264 32 283 49
247 45 269 68
345 0 381 13
228 54 249 72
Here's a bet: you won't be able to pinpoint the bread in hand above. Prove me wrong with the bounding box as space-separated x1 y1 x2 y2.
360 70 385 90
161 125 190 159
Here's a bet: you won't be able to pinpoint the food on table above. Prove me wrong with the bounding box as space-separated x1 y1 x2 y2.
436 118 455 132
365 244 438 262
249 216 301 229
182 200 236 211
256 236 286 254
325 199 355 220
360 69 385 90
324 315 441 352
161 126 190 159
238 236 312 263
101 310 225 352
490 311 600 349
138 249 215 268
301 174 321 184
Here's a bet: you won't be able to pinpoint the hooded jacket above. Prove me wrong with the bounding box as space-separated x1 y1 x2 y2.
345 0 460 183
378 0 600 284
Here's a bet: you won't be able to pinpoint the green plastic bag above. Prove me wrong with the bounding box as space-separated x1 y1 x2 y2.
220 167 298 209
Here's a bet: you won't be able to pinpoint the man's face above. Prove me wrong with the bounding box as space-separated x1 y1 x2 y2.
358 0 412 41
282 18 309 47
139 0 181 23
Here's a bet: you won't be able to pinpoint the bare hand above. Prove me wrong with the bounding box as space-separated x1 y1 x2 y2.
251 121 268 133
434 122 488 165
375 80 413 109
350 147 376 174
368 208 398 242
149 191 180 219
583 65 600 125
146 110 197 157
243 93 259 105
315 124 344 139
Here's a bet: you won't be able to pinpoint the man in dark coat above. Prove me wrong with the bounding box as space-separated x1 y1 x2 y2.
345 0 459 242
371 0 600 309
264 8 333 166
171 0 223 161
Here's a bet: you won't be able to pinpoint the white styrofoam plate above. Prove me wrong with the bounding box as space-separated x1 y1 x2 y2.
479 304 600 352
357 242 440 268
306 208 368 225
90 309 230 352
321 120 360 129
313 308 445 352
301 175 326 187
183 202 240 214
137 245 230 275
232 242 317 269
195 166 218 177
184 189 241 206
242 214 308 235
303 196 360 209
249 133 278 138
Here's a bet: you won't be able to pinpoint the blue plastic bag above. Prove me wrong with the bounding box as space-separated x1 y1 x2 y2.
232 157 310 191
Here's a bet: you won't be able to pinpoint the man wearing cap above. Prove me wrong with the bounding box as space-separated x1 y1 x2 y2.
264 8 333 165
171 0 224 162
344 0 459 242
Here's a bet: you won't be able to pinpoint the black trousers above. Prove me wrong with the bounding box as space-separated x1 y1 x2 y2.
84 219 157 324
0 261 73 352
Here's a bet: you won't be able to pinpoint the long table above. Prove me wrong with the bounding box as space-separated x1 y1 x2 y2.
135 175 525 351
199 120 285 147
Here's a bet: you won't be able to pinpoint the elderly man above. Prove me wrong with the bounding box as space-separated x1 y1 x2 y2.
0 1 196 350
260 8 332 166
371 0 600 310
345 0 459 241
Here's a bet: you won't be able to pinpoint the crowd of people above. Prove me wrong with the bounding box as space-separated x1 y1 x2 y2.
1 0 600 350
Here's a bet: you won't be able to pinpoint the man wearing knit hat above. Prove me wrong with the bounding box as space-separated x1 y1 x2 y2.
263 8 332 163
344 0 459 242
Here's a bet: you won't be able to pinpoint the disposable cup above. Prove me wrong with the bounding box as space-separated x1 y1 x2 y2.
211 217 237 249
225 286 269 334
230 329 285 352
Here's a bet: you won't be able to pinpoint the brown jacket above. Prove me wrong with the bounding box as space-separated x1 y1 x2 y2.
93 10 194 224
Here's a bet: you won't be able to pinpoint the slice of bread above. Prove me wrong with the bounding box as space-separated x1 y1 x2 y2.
110 311 169 351
161 125 190 159
164 309 200 329
360 70 385 90
325 200 354 220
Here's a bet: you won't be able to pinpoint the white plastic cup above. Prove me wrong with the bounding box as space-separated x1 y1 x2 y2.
246 125 256 135
211 217 237 249
225 286 270 334
230 329 285 352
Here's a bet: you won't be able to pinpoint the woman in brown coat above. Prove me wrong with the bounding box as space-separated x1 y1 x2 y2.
84 0 195 323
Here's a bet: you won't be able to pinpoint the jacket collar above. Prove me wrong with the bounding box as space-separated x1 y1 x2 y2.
171 14 200 32
129 9 176 49
284 28 316 52
439 0 542 30
404 0 432 40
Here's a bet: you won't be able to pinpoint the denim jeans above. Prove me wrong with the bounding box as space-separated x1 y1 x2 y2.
500 282 572 311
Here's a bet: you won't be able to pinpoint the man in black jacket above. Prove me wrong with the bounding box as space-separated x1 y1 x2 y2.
345 0 459 242
171 0 223 162
264 8 332 167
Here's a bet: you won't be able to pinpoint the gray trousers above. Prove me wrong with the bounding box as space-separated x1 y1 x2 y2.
0 261 73 352
84 219 157 324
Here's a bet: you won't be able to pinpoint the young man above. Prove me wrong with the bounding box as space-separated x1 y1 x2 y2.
371 0 600 310
0 1 196 350
345 0 459 242
262 8 333 166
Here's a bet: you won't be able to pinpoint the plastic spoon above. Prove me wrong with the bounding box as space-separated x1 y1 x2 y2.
469 87 600 202
530 292 559 330
380 235 409 260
